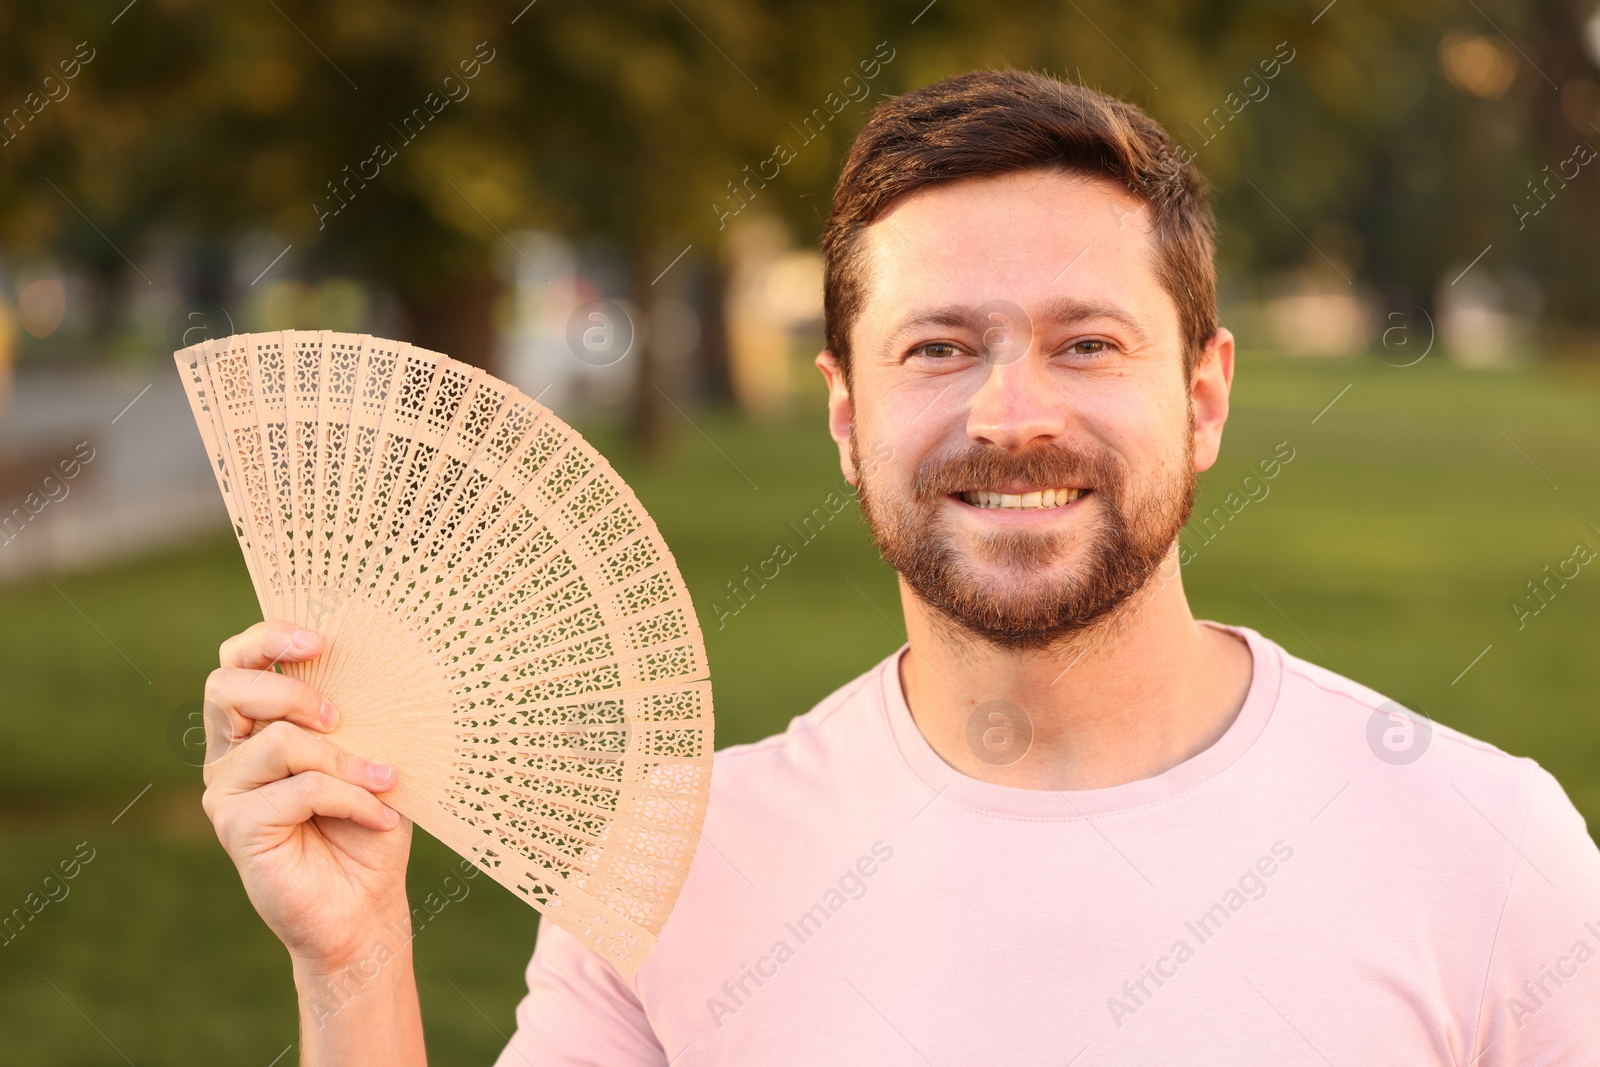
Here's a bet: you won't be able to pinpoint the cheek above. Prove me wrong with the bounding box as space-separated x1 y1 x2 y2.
858 380 958 472
859 437 920 498
1073 377 1178 470
1141 372 1195 461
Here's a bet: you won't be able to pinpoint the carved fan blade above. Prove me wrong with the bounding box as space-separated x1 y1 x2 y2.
176 331 713 973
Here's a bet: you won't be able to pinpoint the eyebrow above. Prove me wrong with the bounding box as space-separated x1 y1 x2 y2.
885 296 1152 348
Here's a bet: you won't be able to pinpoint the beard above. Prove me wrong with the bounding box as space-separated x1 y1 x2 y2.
855 424 1195 651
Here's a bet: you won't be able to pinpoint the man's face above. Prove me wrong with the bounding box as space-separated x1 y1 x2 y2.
819 168 1231 649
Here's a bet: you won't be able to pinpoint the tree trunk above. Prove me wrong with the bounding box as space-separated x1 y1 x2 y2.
627 248 667 457
696 254 735 406
398 272 502 374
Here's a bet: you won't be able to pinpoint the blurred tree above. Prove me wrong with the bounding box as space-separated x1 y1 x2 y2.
0 0 906 446
2 0 1598 450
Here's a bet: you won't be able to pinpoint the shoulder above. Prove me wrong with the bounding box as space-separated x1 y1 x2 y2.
706 649 898 803
1248 628 1587 853
1261 632 1526 769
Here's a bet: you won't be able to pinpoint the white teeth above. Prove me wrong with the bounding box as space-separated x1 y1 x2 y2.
959 488 1084 509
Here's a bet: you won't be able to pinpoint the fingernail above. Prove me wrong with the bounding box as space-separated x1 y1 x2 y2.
381 806 400 829
320 700 338 729
369 762 394 788
291 629 318 652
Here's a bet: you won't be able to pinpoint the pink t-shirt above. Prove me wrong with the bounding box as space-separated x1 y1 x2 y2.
494 623 1600 1065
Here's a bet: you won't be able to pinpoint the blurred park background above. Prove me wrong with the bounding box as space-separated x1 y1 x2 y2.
3 0 1600 1062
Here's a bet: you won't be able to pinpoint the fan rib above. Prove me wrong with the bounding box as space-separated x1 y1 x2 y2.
172 332 713 975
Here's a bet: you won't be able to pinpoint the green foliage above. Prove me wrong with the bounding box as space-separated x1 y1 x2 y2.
3 0 1598 330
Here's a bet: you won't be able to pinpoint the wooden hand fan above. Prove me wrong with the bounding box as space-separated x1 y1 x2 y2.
174 330 712 974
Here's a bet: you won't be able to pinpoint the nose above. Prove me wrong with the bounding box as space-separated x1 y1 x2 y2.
966 349 1071 451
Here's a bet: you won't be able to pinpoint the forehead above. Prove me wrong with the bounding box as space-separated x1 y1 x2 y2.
852 169 1179 349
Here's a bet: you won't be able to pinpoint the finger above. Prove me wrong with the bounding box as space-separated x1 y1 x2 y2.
202 669 337 776
209 720 395 797
219 620 324 671
229 770 400 841
205 666 336 733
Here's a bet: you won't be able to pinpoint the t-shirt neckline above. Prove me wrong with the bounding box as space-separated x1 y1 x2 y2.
875 621 1284 819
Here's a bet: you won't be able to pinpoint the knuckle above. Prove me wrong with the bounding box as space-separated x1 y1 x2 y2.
292 769 332 803
260 719 298 745
203 667 226 703
203 741 239 785
201 732 238 782
242 721 291 763
205 796 232 841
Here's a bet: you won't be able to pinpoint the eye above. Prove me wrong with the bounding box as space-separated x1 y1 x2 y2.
1063 338 1114 358
907 341 968 361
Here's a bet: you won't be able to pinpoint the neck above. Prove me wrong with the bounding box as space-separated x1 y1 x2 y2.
897 546 1254 791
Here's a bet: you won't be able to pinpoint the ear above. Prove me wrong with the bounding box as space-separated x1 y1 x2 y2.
814 350 859 485
1189 326 1234 475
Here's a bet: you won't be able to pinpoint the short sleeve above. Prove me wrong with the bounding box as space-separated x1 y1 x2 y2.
492 920 667 1067
1473 762 1600 1064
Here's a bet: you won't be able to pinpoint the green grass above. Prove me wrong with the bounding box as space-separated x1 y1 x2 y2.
2 351 1598 1062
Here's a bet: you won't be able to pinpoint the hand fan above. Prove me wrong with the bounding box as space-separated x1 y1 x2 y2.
174 330 713 974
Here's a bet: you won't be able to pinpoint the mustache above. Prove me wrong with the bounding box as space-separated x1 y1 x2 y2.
908 444 1124 501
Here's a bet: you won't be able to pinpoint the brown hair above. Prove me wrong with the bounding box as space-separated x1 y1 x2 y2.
822 69 1217 380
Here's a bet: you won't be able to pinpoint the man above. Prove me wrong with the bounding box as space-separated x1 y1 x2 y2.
201 71 1600 1064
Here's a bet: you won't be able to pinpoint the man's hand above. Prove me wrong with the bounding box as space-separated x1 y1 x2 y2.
202 620 411 967
201 620 427 1065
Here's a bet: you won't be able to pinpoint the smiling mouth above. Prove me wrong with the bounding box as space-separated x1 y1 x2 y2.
957 487 1089 510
